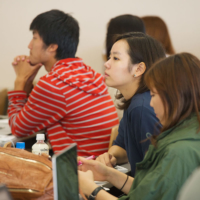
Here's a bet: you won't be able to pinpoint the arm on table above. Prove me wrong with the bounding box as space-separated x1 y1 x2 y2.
96 117 128 167
96 145 128 167
8 76 67 138
79 157 134 199
109 145 128 164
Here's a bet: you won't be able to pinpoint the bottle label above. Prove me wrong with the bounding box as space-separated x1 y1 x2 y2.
32 148 49 155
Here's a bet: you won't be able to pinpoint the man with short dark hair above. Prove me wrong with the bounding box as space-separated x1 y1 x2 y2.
8 10 119 156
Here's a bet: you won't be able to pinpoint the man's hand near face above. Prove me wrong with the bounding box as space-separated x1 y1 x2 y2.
12 55 42 95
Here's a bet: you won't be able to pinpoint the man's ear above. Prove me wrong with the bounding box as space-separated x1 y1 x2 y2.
48 44 58 53
131 62 146 77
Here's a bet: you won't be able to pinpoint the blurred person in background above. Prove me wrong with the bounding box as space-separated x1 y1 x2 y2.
142 16 175 56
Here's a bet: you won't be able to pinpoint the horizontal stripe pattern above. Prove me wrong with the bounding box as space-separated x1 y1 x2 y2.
8 58 119 156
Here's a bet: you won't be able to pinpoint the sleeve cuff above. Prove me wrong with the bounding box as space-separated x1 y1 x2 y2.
8 91 27 99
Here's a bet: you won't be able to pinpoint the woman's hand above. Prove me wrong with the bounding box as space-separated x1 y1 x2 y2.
78 157 111 181
96 152 117 167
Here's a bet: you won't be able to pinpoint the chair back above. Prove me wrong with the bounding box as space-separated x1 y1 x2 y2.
0 89 7 115
109 125 119 149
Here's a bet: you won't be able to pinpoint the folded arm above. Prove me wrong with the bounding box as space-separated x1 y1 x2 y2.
8 79 67 137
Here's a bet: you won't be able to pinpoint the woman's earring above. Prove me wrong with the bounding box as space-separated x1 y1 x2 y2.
134 74 136 77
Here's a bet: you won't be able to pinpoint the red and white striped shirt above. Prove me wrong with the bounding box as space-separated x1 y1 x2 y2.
8 58 119 156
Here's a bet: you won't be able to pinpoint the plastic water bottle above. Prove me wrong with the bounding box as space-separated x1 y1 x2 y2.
16 142 25 149
32 134 49 155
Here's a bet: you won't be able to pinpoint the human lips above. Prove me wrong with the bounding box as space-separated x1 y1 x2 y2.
104 72 109 78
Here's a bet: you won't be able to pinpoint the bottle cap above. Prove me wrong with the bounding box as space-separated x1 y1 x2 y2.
16 142 25 149
36 134 45 141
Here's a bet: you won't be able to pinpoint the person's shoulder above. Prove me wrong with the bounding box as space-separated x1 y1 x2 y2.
166 140 200 164
37 73 57 87
130 91 151 106
128 91 153 112
34 73 64 96
169 139 200 150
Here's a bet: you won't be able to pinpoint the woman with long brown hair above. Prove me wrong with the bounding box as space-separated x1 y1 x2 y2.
142 16 175 55
78 53 200 200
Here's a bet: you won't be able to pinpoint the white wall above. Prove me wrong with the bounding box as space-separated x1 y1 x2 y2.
0 0 200 90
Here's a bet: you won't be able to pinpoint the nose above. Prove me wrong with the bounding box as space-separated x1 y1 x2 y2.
28 39 33 49
104 59 111 69
150 98 153 108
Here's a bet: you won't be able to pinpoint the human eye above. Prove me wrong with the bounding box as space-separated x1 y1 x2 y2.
113 57 119 60
150 92 155 97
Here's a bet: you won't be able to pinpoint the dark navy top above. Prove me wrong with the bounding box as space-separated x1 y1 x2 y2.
114 91 161 177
